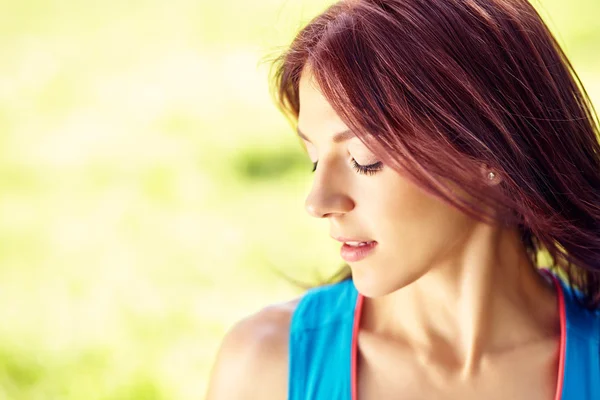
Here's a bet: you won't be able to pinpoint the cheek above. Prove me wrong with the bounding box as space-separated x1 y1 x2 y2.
351 176 475 296
371 177 471 246
375 178 436 228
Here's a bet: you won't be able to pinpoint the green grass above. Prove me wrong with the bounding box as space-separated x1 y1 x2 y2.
0 0 598 398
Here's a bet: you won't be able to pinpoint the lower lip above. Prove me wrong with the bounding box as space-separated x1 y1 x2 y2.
340 241 377 262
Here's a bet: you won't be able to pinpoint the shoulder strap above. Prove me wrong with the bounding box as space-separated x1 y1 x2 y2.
554 275 600 398
288 279 358 400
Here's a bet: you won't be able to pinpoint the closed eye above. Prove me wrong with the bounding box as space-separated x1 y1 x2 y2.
311 158 383 176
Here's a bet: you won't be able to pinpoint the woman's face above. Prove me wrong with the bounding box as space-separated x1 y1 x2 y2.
297 70 478 297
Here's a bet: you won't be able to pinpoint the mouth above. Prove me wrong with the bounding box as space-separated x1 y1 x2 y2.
332 235 375 244
343 241 376 247
340 241 377 262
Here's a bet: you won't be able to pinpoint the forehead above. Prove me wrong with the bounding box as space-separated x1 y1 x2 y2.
298 70 348 135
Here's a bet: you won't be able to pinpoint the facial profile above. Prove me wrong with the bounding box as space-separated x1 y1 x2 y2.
298 67 486 298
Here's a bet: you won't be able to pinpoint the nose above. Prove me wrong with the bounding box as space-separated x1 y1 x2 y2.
304 158 355 218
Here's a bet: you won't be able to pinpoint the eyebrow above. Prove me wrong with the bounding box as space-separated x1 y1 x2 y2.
296 127 355 144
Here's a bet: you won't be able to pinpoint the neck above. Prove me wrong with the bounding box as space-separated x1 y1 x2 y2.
360 225 560 379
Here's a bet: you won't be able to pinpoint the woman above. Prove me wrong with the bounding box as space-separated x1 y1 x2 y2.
206 0 600 398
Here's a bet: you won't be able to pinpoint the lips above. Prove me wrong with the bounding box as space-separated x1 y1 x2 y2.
344 241 375 247
332 235 375 244
340 241 377 262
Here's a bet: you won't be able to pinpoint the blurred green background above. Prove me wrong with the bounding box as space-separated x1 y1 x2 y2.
0 0 598 399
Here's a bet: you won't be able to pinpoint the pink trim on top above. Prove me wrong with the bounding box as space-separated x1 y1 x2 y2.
351 293 364 400
350 270 567 400
542 270 567 400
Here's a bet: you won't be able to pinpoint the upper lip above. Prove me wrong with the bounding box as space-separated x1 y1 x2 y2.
331 236 376 243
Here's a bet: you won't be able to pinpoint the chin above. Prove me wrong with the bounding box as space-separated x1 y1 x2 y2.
351 271 402 298
350 265 423 298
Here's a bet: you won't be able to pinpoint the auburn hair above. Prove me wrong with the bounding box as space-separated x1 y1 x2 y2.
269 0 600 310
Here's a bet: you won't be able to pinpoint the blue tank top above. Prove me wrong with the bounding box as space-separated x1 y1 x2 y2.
288 269 600 399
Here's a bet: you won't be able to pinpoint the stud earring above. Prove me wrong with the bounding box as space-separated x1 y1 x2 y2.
487 171 496 180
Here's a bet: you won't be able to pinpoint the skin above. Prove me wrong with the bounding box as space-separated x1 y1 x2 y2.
205 68 562 399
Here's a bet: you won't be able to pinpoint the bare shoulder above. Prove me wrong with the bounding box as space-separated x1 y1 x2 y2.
205 296 302 400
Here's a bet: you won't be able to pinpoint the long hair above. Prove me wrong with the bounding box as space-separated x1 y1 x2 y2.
269 0 600 310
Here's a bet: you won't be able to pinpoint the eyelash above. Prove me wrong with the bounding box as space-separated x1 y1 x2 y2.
311 158 384 176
